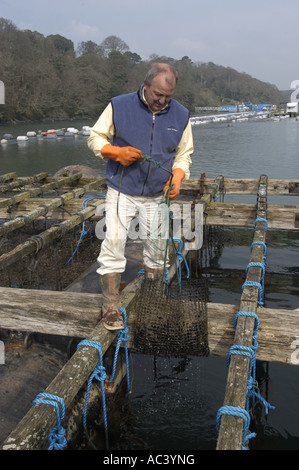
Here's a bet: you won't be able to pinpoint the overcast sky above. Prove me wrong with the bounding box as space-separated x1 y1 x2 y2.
2 0 299 90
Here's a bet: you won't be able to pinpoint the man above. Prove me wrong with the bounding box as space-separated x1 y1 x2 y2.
88 62 193 330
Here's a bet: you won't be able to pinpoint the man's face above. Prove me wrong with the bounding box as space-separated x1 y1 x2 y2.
144 74 175 113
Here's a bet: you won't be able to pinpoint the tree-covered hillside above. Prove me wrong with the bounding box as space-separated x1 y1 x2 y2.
0 18 285 123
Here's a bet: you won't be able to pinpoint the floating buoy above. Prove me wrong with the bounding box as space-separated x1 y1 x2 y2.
17 136 29 141
67 127 78 134
27 131 37 137
3 133 13 140
1 139 8 144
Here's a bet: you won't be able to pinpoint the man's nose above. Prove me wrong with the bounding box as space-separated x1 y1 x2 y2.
158 96 166 104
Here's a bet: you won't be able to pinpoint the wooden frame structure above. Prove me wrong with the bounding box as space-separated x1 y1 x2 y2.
0 171 298 450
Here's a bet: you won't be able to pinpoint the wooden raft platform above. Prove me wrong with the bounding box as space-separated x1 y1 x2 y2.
0 171 299 451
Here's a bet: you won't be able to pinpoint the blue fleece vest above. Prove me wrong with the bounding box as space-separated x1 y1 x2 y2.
105 85 189 197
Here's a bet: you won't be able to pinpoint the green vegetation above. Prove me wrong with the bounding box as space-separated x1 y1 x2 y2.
0 17 285 123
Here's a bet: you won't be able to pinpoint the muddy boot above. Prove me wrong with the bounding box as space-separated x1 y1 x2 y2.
144 266 165 280
100 273 124 330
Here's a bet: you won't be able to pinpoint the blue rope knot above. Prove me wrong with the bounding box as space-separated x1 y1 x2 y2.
250 241 267 259
216 406 256 450
234 310 260 331
109 307 131 391
77 339 109 449
255 217 268 229
92 363 107 382
172 238 190 289
234 311 260 350
246 261 265 276
48 425 67 451
242 280 264 307
226 344 254 367
32 393 67 450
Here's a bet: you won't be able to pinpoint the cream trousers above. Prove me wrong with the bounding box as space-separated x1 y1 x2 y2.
96 187 169 275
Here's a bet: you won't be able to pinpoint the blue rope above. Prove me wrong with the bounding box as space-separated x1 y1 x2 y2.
234 311 260 350
255 217 268 229
226 345 254 367
172 238 190 284
32 393 67 450
109 307 131 392
234 311 260 332
65 196 96 265
246 261 265 277
216 406 256 450
76 339 109 449
245 261 266 306
242 280 264 307
250 241 267 259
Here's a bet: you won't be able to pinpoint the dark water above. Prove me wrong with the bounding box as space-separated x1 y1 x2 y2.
1 116 299 450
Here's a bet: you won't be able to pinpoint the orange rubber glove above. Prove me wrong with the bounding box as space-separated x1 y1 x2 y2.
163 168 185 200
101 144 143 167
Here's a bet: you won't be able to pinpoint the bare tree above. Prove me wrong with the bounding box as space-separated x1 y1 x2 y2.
100 35 129 57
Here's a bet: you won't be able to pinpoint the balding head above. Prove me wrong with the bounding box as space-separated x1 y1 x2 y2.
144 63 178 87
143 63 177 113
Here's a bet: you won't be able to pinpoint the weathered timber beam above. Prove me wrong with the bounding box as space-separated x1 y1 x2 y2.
0 180 103 237
0 172 17 183
0 173 82 210
205 202 299 230
0 173 48 193
182 177 299 195
0 199 105 270
3 201 299 231
216 174 269 451
0 286 297 365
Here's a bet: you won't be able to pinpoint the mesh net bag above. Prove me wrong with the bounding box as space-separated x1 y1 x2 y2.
132 275 209 357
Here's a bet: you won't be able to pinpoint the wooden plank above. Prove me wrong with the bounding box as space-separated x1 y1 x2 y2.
206 202 299 230
3 200 298 230
216 174 269 451
182 177 299 195
0 286 297 364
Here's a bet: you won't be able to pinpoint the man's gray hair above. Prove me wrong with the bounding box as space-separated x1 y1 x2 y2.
144 63 178 86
